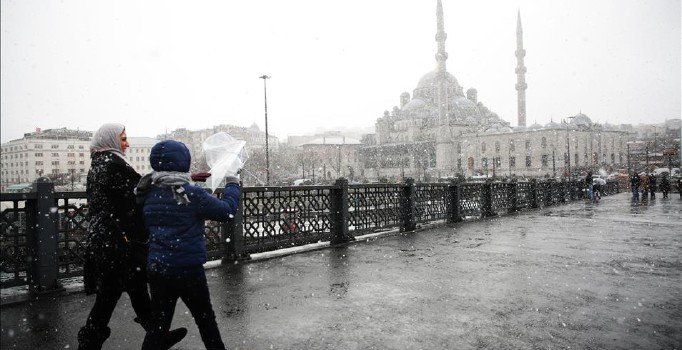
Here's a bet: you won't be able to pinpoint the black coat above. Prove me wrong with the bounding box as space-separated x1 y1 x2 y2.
83 151 148 294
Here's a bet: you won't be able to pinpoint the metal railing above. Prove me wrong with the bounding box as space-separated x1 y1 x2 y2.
1 177 619 293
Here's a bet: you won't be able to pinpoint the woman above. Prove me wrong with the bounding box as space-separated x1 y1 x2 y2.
78 124 186 350
136 140 240 350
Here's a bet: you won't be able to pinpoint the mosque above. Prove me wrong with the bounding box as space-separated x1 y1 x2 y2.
359 0 630 180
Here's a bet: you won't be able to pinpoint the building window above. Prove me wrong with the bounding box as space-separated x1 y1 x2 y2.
34 144 43 149
541 137 547 148
52 161 59 166
481 142 487 153
79 153 84 157
35 153 43 157
68 153 75 157
457 158 462 170
51 144 59 149
574 153 579 165
78 145 84 149
541 155 548 168
525 140 531 150
509 140 515 152
35 161 43 165
525 156 532 168
509 156 516 168
67 145 75 149
495 141 500 153
482 157 488 168
51 153 59 157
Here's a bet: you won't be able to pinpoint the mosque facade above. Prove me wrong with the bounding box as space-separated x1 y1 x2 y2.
358 0 630 180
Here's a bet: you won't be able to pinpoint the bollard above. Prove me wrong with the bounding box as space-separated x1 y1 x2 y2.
400 178 416 232
224 195 246 262
507 180 518 214
447 179 462 224
26 177 60 294
330 178 354 244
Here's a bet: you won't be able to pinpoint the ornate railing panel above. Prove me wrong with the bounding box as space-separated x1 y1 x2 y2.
459 183 483 219
516 182 532 209
414 184 449 223
241 186 333 254
348 184 403 234
55 193 89 279
0 194 32 288
491 183 509 214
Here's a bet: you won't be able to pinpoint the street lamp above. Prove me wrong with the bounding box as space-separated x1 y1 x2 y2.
565 116 575 178
259 75 271 185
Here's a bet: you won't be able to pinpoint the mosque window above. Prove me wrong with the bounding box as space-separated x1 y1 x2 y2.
481 142 486 153
525 156 531 168
541 137 547 148
495 141 500 153
482 157 488 168
509 140 515 152
541 155 548 168
525 140 531 150
509 157 516 168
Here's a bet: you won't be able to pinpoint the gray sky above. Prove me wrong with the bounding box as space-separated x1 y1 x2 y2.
1 0 680 143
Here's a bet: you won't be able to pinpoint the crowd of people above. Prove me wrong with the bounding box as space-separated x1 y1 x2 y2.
629 171 680 201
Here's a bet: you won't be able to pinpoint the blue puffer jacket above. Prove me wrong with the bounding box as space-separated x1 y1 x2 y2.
142 140 240 275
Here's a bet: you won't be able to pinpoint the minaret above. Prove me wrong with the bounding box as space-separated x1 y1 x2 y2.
515 10 527 127
435 0 448 125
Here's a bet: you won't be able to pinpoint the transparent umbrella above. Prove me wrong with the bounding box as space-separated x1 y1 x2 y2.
202 132 249 191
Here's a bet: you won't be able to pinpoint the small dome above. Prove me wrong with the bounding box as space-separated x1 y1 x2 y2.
528 122 543 130
451 96 480 119
545 120 561 129
570 113 593 127
402 98 427 111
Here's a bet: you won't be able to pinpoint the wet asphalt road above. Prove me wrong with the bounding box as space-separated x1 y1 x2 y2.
2 193 681 349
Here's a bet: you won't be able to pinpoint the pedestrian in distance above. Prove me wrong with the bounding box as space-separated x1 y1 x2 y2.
585 171 593 200
648 173 657 199
136 140 241 350
660 174 670 199
639 173 649 201
630 172 640 201
78 124 187 350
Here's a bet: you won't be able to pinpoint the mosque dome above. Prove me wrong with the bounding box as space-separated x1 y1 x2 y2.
528 122 543 130
545 120 561 129
450 96 480 119
402 98 427 111
569 113 593 128
413 70 464 101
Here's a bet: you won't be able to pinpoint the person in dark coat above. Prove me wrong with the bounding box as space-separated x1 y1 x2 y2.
78 124 186 350
660 174 670 199
136 140 241 350
630 172 640 201
648 173 657 199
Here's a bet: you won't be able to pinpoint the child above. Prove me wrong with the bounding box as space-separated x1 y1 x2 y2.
136 140 240 350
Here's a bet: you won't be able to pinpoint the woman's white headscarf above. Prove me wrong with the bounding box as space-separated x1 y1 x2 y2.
90 123 133 167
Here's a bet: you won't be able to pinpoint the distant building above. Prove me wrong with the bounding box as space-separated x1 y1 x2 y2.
298 135 362 181
359 1 630 181
160 123 279 171
124 137 159 174
1 128 92 191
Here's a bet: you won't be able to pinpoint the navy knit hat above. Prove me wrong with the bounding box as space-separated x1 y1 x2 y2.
150 140 191 172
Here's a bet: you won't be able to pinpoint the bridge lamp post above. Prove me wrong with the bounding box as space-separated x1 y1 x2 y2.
259 74 271 185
